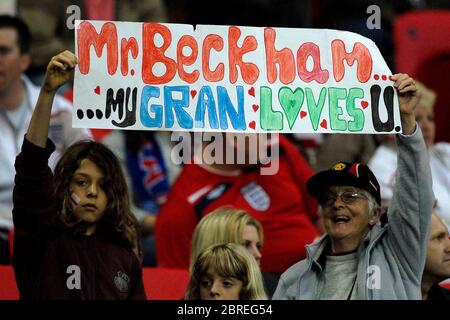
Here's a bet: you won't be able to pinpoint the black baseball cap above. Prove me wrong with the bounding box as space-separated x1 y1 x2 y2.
306 162 381 205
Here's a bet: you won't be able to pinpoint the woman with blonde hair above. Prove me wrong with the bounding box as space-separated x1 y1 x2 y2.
189 206 279 297
190 206 263 272
185 243 268 300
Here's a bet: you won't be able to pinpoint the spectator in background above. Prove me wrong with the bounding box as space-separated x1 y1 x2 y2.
369 81 450 228
124 131 180 266
190 206 279 297
155 132 322 275
17 0 167 85
190 207 263 270
0 15 90 263
422 212 450 300
185 243 267 300
297 133 377 173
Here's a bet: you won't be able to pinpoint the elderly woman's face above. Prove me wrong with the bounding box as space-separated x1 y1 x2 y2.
415 105 435 148
320 186 373 249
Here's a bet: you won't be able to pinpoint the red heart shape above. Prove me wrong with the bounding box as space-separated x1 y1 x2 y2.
94 86 100 95
300 111 307 119
249 121 256 129
361 101 369 109
320 119 327 129
248 87 255 97
252 104 259 112
190 90 197 99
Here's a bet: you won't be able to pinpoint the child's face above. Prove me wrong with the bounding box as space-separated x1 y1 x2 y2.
69 158 108 233
199 268 243 300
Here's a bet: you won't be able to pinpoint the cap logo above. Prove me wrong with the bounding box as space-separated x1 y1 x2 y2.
349 163 360 177
332 163 346 171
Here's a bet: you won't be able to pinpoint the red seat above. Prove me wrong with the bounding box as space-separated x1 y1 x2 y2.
142 267 190 300
0 265 19 300
394 10 450 143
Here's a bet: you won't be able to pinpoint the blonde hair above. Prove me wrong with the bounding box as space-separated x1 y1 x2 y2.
184 243 268 300
415 81 437 110
190 207 263 272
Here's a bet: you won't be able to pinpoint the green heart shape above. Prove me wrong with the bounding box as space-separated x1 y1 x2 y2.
278 87 305 129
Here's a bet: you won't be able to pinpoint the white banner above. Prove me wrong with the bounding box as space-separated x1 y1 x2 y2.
73 20 401 134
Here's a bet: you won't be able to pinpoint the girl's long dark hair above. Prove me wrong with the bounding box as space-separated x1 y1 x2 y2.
53 140 141 259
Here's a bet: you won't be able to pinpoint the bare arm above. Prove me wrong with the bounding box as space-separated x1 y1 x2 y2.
26 50 77 147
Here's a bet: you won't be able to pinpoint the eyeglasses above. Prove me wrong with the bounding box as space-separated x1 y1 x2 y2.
321 191 368 208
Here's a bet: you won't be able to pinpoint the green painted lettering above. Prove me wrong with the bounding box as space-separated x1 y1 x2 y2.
346 88 365 132
305 87 326 131
328 87 347 131
260 86 283 130
278 87 304 129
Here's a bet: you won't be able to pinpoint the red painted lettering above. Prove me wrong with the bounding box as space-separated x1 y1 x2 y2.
177 35 199 83
264 28 295 84
297 42 329 83
332 40 373 83
202 34 224 82
228 26 259 84
142 23 177 84
77 21 118 75
121 37 138 76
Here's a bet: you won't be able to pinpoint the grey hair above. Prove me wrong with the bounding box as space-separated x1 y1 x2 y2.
359 189 381 216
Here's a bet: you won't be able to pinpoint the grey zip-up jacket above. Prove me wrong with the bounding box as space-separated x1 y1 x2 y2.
273 127 434 300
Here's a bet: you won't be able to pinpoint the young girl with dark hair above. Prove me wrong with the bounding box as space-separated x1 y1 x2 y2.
12 50 145 299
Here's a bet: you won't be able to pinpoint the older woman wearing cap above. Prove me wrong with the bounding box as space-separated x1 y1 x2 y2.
273 73 435 300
